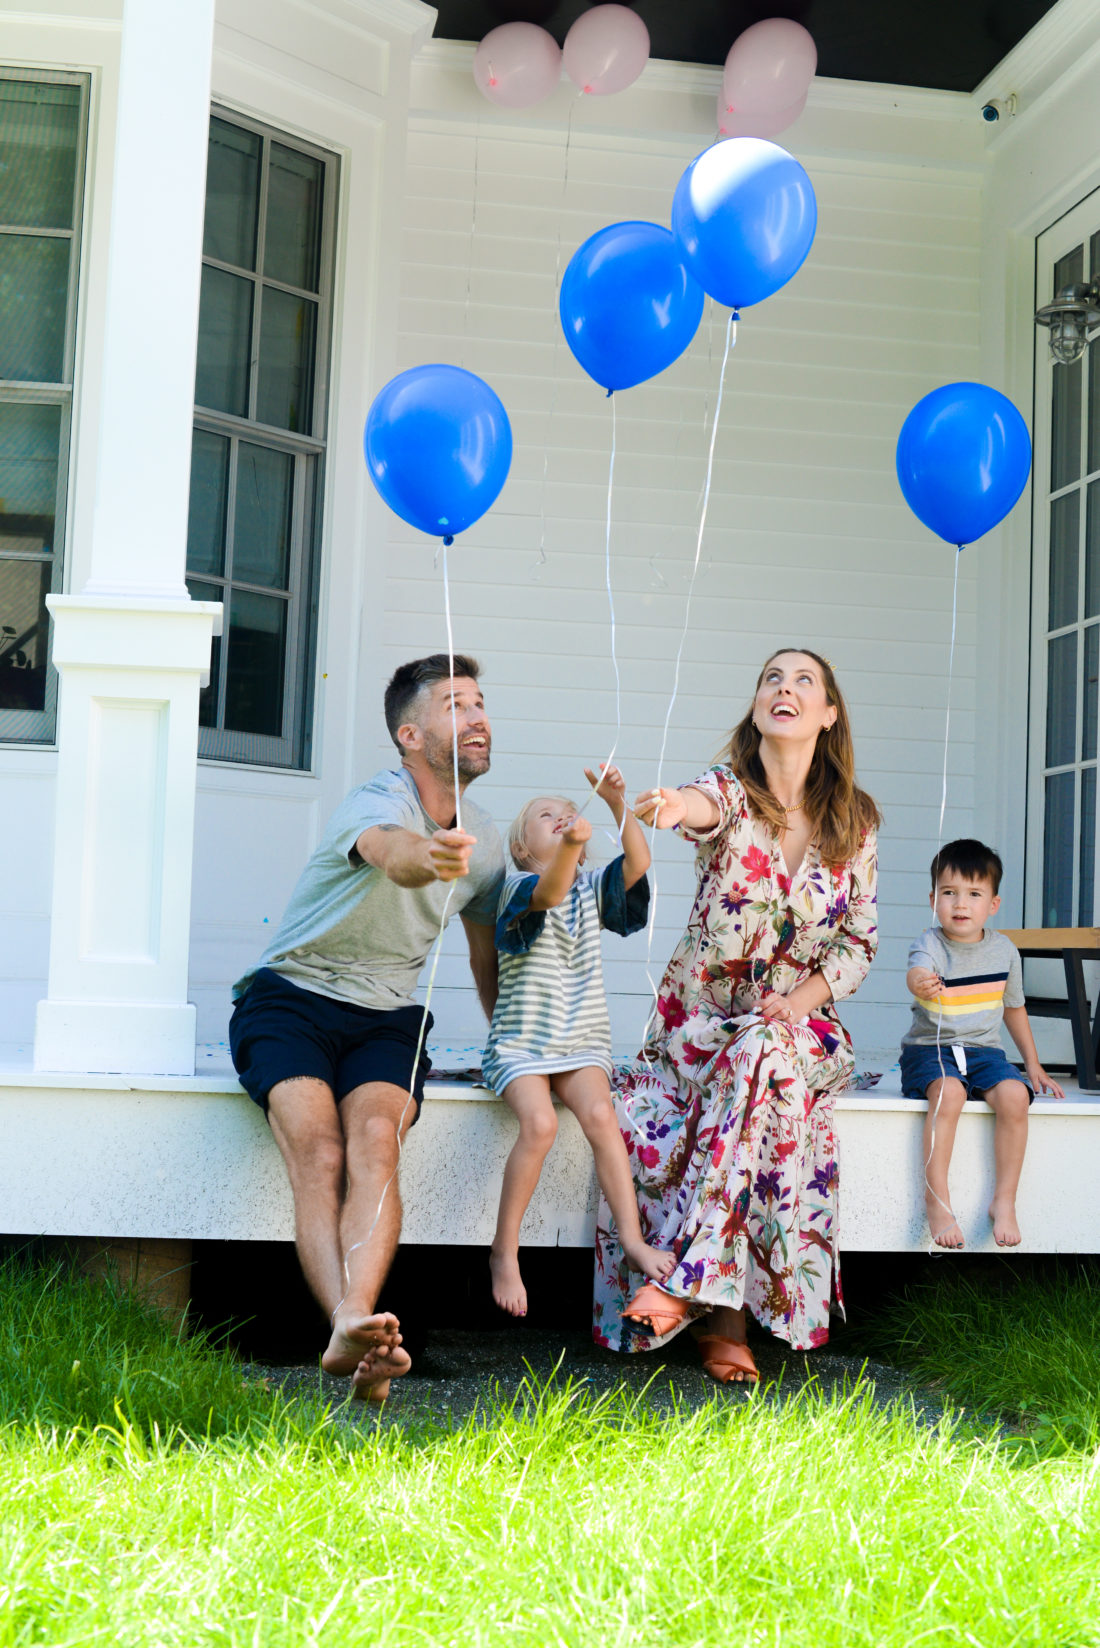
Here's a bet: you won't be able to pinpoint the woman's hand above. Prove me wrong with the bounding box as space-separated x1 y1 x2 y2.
634 787 687 829
759 991 799 1024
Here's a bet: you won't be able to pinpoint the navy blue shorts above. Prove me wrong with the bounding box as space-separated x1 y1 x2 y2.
229 968 432 1118
900 1043 1033 1104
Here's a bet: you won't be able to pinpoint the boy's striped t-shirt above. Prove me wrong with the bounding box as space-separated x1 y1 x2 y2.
901 926 1024 1049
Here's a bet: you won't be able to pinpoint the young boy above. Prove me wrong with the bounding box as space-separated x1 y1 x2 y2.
901 839 1064 1250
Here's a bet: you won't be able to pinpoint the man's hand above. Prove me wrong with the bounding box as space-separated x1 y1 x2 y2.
907 967 943 1001
427 828 478 882
561 814 591 848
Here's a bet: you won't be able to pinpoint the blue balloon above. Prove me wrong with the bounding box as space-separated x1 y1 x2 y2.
671 138 817 310
559 221 704 392
364 364 512 540
896 383 1032 547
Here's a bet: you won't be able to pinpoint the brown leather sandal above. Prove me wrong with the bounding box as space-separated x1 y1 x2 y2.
695 1334 759 1384
623 1285 690 1338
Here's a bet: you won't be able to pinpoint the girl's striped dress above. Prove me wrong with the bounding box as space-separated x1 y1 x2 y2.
481 856 649 1095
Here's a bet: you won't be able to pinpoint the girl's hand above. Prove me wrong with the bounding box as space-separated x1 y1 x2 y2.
759 991 800 1024
634 787 686 829
562 813 592 847
584 763 625 813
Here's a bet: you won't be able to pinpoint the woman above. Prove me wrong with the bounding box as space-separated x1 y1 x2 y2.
593 649 880 1382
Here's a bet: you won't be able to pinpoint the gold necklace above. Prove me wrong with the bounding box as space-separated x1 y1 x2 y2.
781 800 804 814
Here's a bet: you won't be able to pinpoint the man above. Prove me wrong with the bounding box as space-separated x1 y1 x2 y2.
229 655 503 1399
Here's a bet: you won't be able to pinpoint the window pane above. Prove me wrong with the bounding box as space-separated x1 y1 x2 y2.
186 577 221 728
0 79 80 230
1049 490 1080 629
1052 357 1082 493
0 557 50 712
1081 765 1097 926
0 400 60 517
264 143 323 291
1084 624 1099 762
1047 631 1078 767
1043 771 1075 927
195 265 253 417
255 289 316 432
0 235 70 381
1055 245 1085 291
203 118 260 271
1090 329 1100 478
233 443 292 589
186 430 229 577
1086 481 1100 619
225 588 286 736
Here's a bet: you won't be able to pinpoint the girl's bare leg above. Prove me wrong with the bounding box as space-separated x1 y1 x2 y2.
490 1074 558 1317
552 1067 675 1284
922 1076 968 1248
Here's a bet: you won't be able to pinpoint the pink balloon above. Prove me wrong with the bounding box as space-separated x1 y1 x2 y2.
716 88 807 140
563 4 650 96
473 21 562 108
722 19 817 117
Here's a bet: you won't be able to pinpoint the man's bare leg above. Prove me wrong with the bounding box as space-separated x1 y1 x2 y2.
329 1080 416 1400
984 1078 1030 1246
266 1076 348 1320
922 1075 967 1248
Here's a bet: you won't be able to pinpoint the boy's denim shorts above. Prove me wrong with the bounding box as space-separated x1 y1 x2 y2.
229 967 432 1118
900 1043 1033 1104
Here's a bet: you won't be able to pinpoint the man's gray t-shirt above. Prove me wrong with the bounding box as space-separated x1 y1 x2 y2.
901 926 1025 1050
233 768 504 1010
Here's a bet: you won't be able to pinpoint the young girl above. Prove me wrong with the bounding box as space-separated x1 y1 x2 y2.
484 764 675 1316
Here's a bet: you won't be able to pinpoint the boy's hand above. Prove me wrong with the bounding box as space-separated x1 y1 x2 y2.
1027 1064 1065 1100
562 814 592 847
584 763 626 815
908 967 943 1001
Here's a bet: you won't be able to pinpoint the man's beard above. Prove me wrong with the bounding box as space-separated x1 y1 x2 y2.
423 728 490 783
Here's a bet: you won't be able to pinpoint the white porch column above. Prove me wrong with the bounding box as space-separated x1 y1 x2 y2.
35 0 221 1076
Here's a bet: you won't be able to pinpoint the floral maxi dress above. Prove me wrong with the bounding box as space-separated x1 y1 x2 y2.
593 765 878 1353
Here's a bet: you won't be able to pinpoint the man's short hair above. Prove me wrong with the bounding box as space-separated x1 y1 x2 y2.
930 838 1003 894
384 654 481 748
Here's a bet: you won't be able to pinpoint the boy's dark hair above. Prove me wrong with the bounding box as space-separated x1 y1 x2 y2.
383 654 481 748
930 838 1003 895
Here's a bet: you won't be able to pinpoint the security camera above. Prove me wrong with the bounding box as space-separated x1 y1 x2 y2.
981 94 1017 123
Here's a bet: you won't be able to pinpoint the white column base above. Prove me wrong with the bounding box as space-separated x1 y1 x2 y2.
34 999 198 1077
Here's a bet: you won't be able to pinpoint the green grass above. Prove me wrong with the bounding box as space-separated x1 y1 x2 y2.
2 1253 1100 1647
846 1262 1100 1455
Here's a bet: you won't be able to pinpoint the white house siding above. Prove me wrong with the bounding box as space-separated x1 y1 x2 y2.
382 52 986 1062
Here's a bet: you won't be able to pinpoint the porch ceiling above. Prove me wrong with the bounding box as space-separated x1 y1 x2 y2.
431 0 1058 94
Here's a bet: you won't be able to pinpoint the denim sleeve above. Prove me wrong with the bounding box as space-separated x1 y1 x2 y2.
598 855 650 937
495 873 544 955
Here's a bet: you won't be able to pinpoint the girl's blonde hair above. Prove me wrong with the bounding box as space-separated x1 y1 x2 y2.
723 647 881 866
508 795 582 871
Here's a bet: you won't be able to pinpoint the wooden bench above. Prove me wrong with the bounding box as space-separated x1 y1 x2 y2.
1000 928 1100 1093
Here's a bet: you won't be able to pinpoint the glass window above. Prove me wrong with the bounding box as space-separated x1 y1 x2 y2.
0 71 85 746
186 109 333 768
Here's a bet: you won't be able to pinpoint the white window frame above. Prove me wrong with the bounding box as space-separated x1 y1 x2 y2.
0 67 89 746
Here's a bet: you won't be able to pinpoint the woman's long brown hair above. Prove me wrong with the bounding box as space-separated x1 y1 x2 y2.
722 648 882 866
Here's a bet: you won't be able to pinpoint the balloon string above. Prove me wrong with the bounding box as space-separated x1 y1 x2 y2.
577 392 623 838
331 543 463 1332
641 309 737 1047
924 542 963 1254
536 93 580 574
461 127 481 370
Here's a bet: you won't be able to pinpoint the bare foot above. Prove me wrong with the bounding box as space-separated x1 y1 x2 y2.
321 1310 402 1378
490 1248 527 1317
350 1340 413 1403
623 1241 676 1284
990 1196 1022 1247
925 1191 964 1249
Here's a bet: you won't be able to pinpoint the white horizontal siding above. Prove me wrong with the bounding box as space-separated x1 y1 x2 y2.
390 113 982 1061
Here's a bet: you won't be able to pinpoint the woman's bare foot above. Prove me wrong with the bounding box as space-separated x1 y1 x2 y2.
990 1195 1022 1247
623 1241 676 1284
490 1248 527 1316
322 1309 402 1378
925 1190 964 1249
350 1339 413 1403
